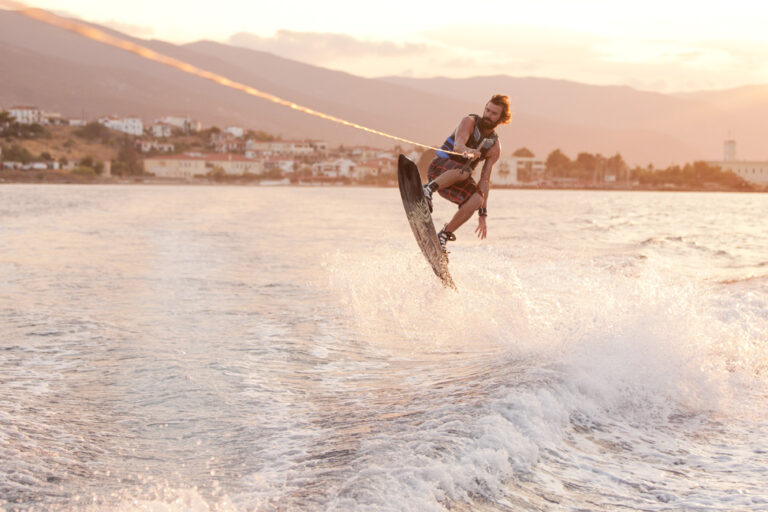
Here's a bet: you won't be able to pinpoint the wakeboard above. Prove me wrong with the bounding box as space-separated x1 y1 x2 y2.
397 154 456 289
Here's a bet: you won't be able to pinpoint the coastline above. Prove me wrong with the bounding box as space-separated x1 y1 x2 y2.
1 170 764 193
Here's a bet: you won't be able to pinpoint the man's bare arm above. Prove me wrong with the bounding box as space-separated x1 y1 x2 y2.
451 117 478 158
478 140 501 206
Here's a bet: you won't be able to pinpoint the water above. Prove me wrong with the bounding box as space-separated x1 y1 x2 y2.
1 185 766 511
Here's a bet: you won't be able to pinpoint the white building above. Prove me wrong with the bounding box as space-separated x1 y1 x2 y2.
349 146 386 161
144 154 207 179
151 122 173 138
309 140 329 154
9 106 43 125
247 140 320 157
312 158 356 178
225 126 244 138
135 140 175 153
494 156 546 185
42 111 65 125
144 153 264 179
206 154 263 175
708 140 768 186
99 116 144 136
264 157 295 175
158 116 200 133
713 161 768 186
354 157 395 180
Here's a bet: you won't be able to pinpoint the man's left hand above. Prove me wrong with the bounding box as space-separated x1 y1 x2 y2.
475 215 487 240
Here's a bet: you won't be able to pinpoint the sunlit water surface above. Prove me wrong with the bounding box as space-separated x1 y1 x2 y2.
1 185 767 511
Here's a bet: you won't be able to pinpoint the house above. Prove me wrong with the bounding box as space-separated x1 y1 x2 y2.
354 157 395 180
5 161 60 171
495 156 546 185
308 140 329 154
144 154 207 179
98 115 144 136
206 154 264 176
246 140 320 157
143 153 263 179
7 107 66 125
224 126 244 138
151 122 173 138
263 157 295 175
349 146 387 161
135 140 175 153
312 158 356 178
68 119 87 127
158 116 200 133
213 138 246 153
42 111 65 126
9 106 43 125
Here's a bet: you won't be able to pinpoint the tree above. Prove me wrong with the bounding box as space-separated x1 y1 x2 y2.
605 153 628 182
115 137 143 175
545 149 571 178
245 129 279 141
0 144 34 164
207 166 227 182
0 111 13 126
512 147 534 157
632 160 751 189
261 167 283 180
574 152 600 181
74 122 111 142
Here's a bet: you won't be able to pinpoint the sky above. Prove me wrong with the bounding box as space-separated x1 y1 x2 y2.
15 0 768 92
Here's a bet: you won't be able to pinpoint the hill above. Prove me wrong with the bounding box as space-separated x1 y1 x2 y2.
2 9 767 165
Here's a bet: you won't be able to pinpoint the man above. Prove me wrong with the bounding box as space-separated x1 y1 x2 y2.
423 94 511 255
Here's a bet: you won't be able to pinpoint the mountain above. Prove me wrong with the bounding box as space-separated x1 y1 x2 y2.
2 8 766 165
379 76 749 164
672 85 768 160
0 9 475 149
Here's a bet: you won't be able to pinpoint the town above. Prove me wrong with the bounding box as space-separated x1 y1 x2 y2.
1 106 766 190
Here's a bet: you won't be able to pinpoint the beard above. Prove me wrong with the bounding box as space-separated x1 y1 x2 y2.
479 116 499 130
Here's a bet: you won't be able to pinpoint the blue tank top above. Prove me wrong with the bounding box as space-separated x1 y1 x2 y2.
436 114 498 169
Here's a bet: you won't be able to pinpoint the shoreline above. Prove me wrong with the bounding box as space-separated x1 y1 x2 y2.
1 175 764 193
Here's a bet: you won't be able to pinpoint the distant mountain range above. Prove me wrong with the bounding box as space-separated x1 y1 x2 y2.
2 8 767 166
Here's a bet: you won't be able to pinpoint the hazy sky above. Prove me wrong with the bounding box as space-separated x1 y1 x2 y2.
20 0 768 92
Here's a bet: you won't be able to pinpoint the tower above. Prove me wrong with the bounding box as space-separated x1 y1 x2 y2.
724 139 736 162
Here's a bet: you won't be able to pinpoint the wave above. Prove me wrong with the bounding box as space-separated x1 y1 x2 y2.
315 243 768 510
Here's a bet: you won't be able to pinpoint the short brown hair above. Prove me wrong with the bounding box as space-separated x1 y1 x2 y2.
489 94 512 125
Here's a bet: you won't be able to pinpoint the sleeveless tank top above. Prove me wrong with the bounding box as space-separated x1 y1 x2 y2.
435 114 498 169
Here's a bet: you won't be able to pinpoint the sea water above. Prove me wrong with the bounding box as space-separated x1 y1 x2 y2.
1 185 766 511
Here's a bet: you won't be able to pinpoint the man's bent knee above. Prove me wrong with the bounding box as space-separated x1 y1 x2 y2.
463 193 483 210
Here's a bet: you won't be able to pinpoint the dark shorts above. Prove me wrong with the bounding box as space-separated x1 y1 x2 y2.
427 157 478 206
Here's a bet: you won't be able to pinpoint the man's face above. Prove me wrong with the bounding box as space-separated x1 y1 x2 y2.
480 102 503 129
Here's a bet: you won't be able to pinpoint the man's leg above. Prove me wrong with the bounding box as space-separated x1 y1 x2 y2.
445 193 483 233
431 166 470 189
424 164 471 212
